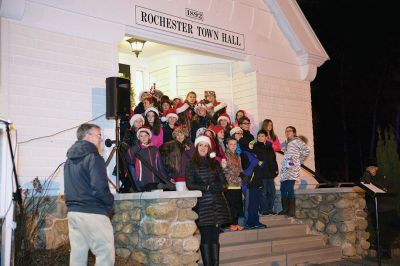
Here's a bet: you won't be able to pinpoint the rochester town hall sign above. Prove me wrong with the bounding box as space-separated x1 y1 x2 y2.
136 6 245 50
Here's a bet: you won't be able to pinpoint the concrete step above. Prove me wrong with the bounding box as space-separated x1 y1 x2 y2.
258 223 308 241
220 253 287 266
220 235 325 261
259 215 296 227
220 223 308 245
220 240 271 261
272 234 325 253
219 246 342 266
286 245 342 266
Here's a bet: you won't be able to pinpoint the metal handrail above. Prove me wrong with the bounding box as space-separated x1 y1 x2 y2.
276 150 334 186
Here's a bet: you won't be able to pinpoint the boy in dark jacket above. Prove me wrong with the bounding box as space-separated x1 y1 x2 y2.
240 139 267 229
253 130 279 215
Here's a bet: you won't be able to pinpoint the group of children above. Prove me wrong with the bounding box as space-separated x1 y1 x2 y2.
120 88 309 230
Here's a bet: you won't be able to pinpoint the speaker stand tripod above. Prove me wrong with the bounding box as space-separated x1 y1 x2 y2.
105 118 136 192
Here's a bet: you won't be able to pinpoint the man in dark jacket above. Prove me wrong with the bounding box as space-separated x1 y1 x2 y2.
64 123 114 265
361 159 398 259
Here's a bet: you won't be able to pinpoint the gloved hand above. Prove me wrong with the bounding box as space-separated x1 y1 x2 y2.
208 184 223 194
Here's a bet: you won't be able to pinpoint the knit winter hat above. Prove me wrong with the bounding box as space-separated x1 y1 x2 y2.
217 113 231 124
229 127 243 137
176 101 189 114
196 127 208 138
204 90 216 97
129 114 145 127
165 109 178 120
137 126 152 138
194 100 207 113
214 102 227 113
194 135 211 148
144 107 159 117
209 124 224 136
194 136 216 158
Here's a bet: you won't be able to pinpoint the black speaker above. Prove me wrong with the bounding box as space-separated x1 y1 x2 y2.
106 77 131 119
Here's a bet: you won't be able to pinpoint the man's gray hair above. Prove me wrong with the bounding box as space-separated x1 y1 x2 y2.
76 123 101 140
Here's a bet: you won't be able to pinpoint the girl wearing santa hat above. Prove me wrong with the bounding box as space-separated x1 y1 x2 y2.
122 114 145 148
185 136 231 266
144 107 164 148
217 113 233 142
162 109 179 143
126 126 166 192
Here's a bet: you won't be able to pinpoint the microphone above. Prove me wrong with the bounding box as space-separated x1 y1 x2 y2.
105 139 116 147
0 118 12 125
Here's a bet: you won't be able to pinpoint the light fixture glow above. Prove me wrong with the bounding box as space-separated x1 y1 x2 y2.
126 38 146 58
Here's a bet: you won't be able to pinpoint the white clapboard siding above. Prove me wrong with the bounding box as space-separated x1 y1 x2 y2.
3 22 117 189
257 74 316 184
232 62 258 133
176 63 234 116
149 67 171 96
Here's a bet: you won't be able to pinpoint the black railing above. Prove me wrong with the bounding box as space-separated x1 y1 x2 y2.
276 150 339 187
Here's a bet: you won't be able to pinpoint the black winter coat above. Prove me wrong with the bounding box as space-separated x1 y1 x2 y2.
185 158 231 226
239 130 254 151
253 142 279 179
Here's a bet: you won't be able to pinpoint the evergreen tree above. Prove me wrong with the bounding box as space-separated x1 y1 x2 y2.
376 127 400 212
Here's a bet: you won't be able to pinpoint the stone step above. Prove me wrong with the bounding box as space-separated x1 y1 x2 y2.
219 246 342 266
220 235 325 261
220 223 308 245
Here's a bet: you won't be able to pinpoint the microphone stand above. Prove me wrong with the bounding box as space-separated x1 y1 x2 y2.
1 120 22 266
105 118 137 192
3 121 22 204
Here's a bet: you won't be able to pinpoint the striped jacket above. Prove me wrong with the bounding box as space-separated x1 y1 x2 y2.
280 137 310 182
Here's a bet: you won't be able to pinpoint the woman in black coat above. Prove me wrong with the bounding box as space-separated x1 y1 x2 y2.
185 136 231 266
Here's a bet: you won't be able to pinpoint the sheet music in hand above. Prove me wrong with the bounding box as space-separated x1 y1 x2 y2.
360 182 386 194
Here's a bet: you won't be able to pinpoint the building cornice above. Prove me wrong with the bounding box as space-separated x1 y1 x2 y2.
264 0 329 68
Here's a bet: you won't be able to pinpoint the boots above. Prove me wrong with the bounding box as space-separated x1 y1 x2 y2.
211 243 220 266
287 198 296 217
278 198 288 215
200 244 212 266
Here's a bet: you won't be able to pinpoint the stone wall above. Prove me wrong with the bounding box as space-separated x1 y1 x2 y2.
276 187 370 258
112 191 202 265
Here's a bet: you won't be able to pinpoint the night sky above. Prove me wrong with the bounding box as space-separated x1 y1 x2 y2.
297 0 400 182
